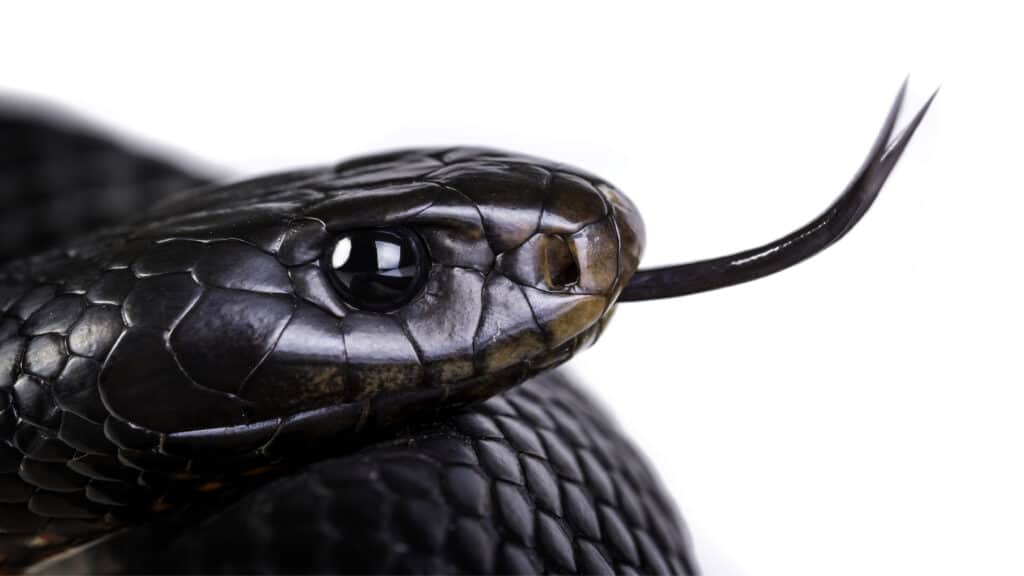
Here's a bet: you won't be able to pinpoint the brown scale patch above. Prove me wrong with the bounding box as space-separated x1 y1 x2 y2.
546 296 607 347
27 533 66 548
480 332 547 373
570 217 620 294
342 313 424 401
197 481 224 493
151 501 173 513
350 364 424 401
427 358 475 384
275 365 347 413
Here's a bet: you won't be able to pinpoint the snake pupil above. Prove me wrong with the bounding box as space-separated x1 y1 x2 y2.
325 228 428 312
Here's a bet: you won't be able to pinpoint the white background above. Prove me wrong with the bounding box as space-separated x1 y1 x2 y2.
2 3 1021 575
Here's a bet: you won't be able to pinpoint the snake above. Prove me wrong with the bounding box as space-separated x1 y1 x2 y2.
0 82 932 574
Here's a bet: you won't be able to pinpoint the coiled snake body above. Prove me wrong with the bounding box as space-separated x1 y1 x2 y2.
0 84 931 574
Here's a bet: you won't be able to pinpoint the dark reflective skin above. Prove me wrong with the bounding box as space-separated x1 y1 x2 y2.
0 131 649 570
0 147 643 441
0 84 931 573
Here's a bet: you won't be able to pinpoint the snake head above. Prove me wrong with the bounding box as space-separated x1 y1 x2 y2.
19 148 643 441
0 81 932 457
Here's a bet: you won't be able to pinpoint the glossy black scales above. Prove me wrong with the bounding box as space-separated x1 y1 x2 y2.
1 82 931 574
37 373 698 575
0 99 687 574
0 100 209 263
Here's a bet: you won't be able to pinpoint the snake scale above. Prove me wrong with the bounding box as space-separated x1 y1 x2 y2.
0 83 931 574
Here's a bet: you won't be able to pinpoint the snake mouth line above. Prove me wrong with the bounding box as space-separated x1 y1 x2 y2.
158 323 600 462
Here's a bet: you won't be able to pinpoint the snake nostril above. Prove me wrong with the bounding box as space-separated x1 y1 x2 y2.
544 235 579 290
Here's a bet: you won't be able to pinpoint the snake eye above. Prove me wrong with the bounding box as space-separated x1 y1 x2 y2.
324 228 429 312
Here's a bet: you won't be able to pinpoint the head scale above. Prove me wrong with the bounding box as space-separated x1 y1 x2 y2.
13 148 643 440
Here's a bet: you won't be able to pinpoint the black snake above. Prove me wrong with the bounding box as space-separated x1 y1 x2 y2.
0 83 932 574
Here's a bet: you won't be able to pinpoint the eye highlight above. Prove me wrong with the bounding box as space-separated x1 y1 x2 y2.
323 228 429 312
